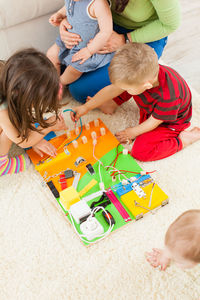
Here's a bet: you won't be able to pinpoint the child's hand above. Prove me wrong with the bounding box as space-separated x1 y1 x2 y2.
71 47 92 64
70 105 89 122
51 114 68 131
115 127 137 144
145 248 171 271
32 139 57 157
46 114 67 131
49 12 65 27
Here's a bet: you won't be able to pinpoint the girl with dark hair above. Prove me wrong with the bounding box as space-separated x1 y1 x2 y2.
52 0 181 113
0 48 67 176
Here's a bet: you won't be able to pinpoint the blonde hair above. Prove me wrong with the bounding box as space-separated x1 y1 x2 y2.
165 210 200 263
109 43 159 85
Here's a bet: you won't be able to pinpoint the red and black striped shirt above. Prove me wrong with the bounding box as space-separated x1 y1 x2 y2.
133 65 192 130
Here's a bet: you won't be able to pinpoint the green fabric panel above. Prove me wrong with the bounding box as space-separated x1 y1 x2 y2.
57 145 143 245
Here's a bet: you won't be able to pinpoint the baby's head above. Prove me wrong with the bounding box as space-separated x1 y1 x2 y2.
164 210 200 269
0 48 60 141
109 43 159 95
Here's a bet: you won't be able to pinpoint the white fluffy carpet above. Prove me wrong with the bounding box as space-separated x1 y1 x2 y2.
1 85 200 300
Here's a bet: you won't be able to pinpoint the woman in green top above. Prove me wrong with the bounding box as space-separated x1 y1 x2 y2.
54 0 181 109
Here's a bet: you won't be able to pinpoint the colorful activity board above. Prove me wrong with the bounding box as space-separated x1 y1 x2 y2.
27 118 169 245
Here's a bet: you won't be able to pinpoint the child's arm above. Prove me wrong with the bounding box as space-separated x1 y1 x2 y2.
71 84 124 121
49 6 66 27
0 112 67 148
71 0 113 63
128 116 163 137
115 116 163 142
87 0 113 54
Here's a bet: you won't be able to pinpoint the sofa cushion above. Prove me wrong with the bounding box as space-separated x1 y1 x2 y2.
0 13 59 60
0 0 64 29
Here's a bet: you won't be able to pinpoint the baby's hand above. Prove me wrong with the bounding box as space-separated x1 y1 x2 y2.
49 12 65 27
32 139 57 157
71 47 92 64
145 248 170 271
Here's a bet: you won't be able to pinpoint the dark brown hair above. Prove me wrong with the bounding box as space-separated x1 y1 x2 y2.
0 48 60 142
115 0 129 13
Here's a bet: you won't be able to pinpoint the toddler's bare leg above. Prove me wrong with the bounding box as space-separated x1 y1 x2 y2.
47 43 61 74
60 66 82 85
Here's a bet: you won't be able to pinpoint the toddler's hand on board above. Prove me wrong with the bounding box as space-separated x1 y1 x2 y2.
32 139 57 157
71 47 92 64
145 248 170 271
115 127 137 144
49 12 65 27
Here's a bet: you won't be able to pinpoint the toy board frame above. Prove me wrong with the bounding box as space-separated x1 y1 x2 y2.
27 119 169 246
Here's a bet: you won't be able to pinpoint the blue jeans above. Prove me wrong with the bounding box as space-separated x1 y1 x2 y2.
69 24 168 103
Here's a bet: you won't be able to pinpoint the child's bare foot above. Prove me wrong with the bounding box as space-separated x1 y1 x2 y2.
99 100 118 115
179 127 200 148
115 127 136 144
145 248 170 271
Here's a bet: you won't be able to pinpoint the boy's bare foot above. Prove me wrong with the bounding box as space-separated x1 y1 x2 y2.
115 127 136 144
179 127 200 148
99 100 118 115
145 248 170 271
86 97 117 115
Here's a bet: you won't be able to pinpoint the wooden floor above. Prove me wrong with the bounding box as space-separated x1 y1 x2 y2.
162 0 200 93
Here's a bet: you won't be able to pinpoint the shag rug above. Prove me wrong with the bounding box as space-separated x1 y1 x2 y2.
1 84 200 300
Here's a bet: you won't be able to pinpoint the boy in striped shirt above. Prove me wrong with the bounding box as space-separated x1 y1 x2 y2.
71 43 200 161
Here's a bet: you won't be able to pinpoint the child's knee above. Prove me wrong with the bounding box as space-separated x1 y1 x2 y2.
131 140 152 162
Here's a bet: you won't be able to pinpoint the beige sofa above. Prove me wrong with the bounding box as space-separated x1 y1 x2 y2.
0 0 64 59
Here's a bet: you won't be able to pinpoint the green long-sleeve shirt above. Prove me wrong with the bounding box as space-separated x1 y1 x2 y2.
111 0 181 43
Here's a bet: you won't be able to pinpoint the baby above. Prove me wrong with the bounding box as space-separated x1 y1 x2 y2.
47 0 113 85
146 210 200 270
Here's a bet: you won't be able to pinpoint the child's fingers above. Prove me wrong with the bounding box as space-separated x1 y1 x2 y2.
70 111 75 122
45 143 57 157
145 251 154 257
79 58 87 65
152 248 162 254
146 258 159 268
71 110 80 121
33 148 43 157
58 112 64 120
71 52 81 62
146 253 157 262
160 264 167 271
